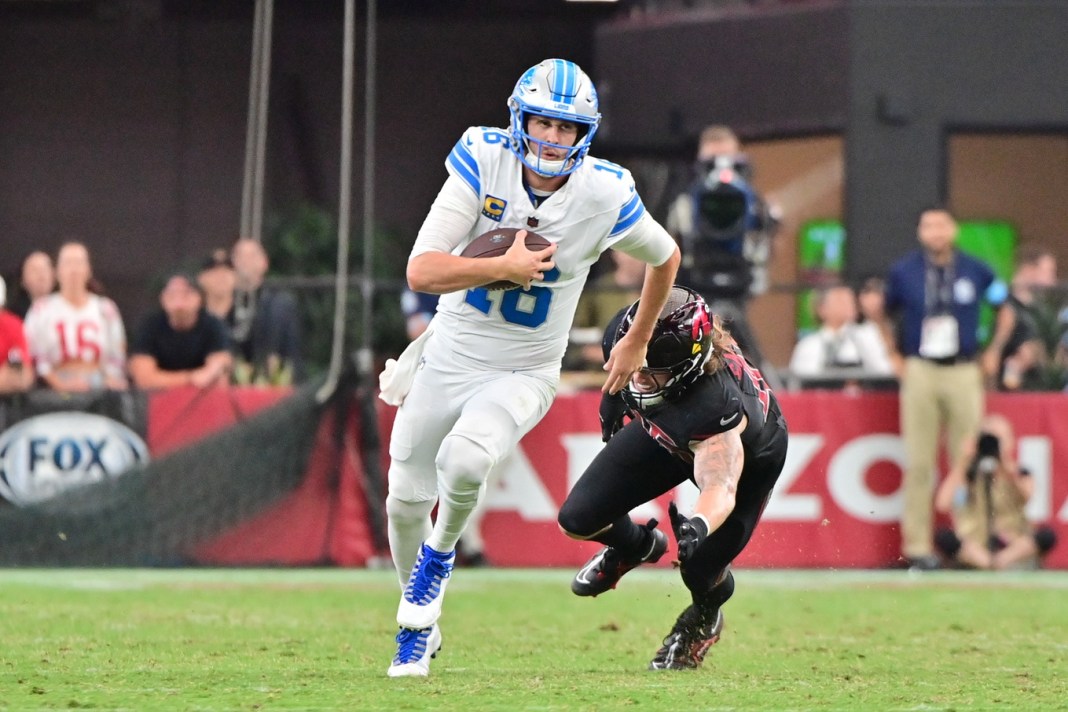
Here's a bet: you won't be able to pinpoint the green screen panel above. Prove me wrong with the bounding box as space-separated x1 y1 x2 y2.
796 220 847 336
794 219 1017 344
955 220 1016 281
956 220 1017 344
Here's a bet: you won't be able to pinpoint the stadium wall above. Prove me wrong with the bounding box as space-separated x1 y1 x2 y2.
594 2 1068 282
0 6 598 330
2 387 1065 570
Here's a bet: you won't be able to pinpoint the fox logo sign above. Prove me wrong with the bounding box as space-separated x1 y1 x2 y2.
0 412 149 506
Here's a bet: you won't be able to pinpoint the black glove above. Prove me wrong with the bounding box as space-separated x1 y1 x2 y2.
668 501 709 563
598 391 628 443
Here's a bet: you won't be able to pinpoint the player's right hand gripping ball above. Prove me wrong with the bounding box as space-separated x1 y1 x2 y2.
459 227 552 290
668 502 709 563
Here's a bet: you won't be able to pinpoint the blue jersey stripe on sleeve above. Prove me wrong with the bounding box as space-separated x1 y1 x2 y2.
610 192 646 236
447 140 480 195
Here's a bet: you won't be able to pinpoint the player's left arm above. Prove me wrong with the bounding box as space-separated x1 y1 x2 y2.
691 415 748 534
603 216 681 394
668 414 748 560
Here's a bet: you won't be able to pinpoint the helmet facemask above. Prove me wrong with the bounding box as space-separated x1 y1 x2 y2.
508 59 601 178
617 286 714 412
513 114 593 177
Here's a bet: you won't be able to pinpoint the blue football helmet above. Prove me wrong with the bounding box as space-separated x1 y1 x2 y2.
507 59 601 178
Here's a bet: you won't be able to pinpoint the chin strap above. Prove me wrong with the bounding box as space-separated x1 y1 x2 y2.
524 151 570 177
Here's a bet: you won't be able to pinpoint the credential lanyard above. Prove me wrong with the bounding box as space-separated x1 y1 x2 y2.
924 258 955 316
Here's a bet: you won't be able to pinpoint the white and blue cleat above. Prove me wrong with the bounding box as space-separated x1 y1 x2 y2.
397 542 455 630
387 624 442 678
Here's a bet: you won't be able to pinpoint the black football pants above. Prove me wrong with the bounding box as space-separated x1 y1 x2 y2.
559 418 787 596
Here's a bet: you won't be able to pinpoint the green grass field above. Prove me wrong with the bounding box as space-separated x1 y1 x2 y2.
1 568 1066 711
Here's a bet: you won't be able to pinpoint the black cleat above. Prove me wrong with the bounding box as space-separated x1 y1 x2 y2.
648 606 724 670
571 521 668 597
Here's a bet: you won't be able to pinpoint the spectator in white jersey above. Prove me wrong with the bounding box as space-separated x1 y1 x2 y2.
23 242 128 392
380 58 680 677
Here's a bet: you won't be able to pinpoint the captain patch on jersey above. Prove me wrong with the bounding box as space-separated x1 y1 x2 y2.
481 195 507 221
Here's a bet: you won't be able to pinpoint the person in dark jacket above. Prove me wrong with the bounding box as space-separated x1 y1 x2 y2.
229 238 303 385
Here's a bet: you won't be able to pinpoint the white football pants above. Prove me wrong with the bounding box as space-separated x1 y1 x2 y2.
386 344 556 587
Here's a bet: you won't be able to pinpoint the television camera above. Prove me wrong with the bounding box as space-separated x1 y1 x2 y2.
680 154 779 300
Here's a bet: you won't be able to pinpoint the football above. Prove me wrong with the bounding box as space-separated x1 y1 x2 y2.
459 227 553 290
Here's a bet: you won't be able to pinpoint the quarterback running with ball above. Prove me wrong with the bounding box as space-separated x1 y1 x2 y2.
558 286 789 669
380 59 680 677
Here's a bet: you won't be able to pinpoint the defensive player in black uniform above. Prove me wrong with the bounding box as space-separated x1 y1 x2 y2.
558 286 789 670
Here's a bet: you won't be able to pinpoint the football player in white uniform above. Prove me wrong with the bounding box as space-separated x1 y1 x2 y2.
383 58 680 677
23 242 128 392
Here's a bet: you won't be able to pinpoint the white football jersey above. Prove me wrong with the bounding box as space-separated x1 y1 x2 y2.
23 293 127 379
411 125 677 372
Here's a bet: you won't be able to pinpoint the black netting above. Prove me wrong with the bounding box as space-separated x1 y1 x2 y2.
0 381 326 566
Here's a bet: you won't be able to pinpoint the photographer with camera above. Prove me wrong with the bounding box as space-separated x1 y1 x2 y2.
934 413 1058 570
666 125 779 368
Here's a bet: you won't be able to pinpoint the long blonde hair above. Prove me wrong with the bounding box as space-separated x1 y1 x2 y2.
704 313 737 374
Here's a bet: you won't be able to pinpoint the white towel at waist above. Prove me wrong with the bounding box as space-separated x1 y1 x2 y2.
378 321 435 406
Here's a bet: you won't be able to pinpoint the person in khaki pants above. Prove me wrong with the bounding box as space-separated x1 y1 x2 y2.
882 206 1007 570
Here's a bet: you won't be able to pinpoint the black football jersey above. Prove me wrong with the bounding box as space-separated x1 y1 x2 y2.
632 347 784 463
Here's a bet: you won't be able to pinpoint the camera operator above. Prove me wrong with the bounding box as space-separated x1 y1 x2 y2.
666 125 779 367
934 413 1058 570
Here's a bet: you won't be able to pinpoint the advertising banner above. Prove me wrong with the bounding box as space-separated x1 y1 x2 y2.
2 386 1063 569
464 391 1068 569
